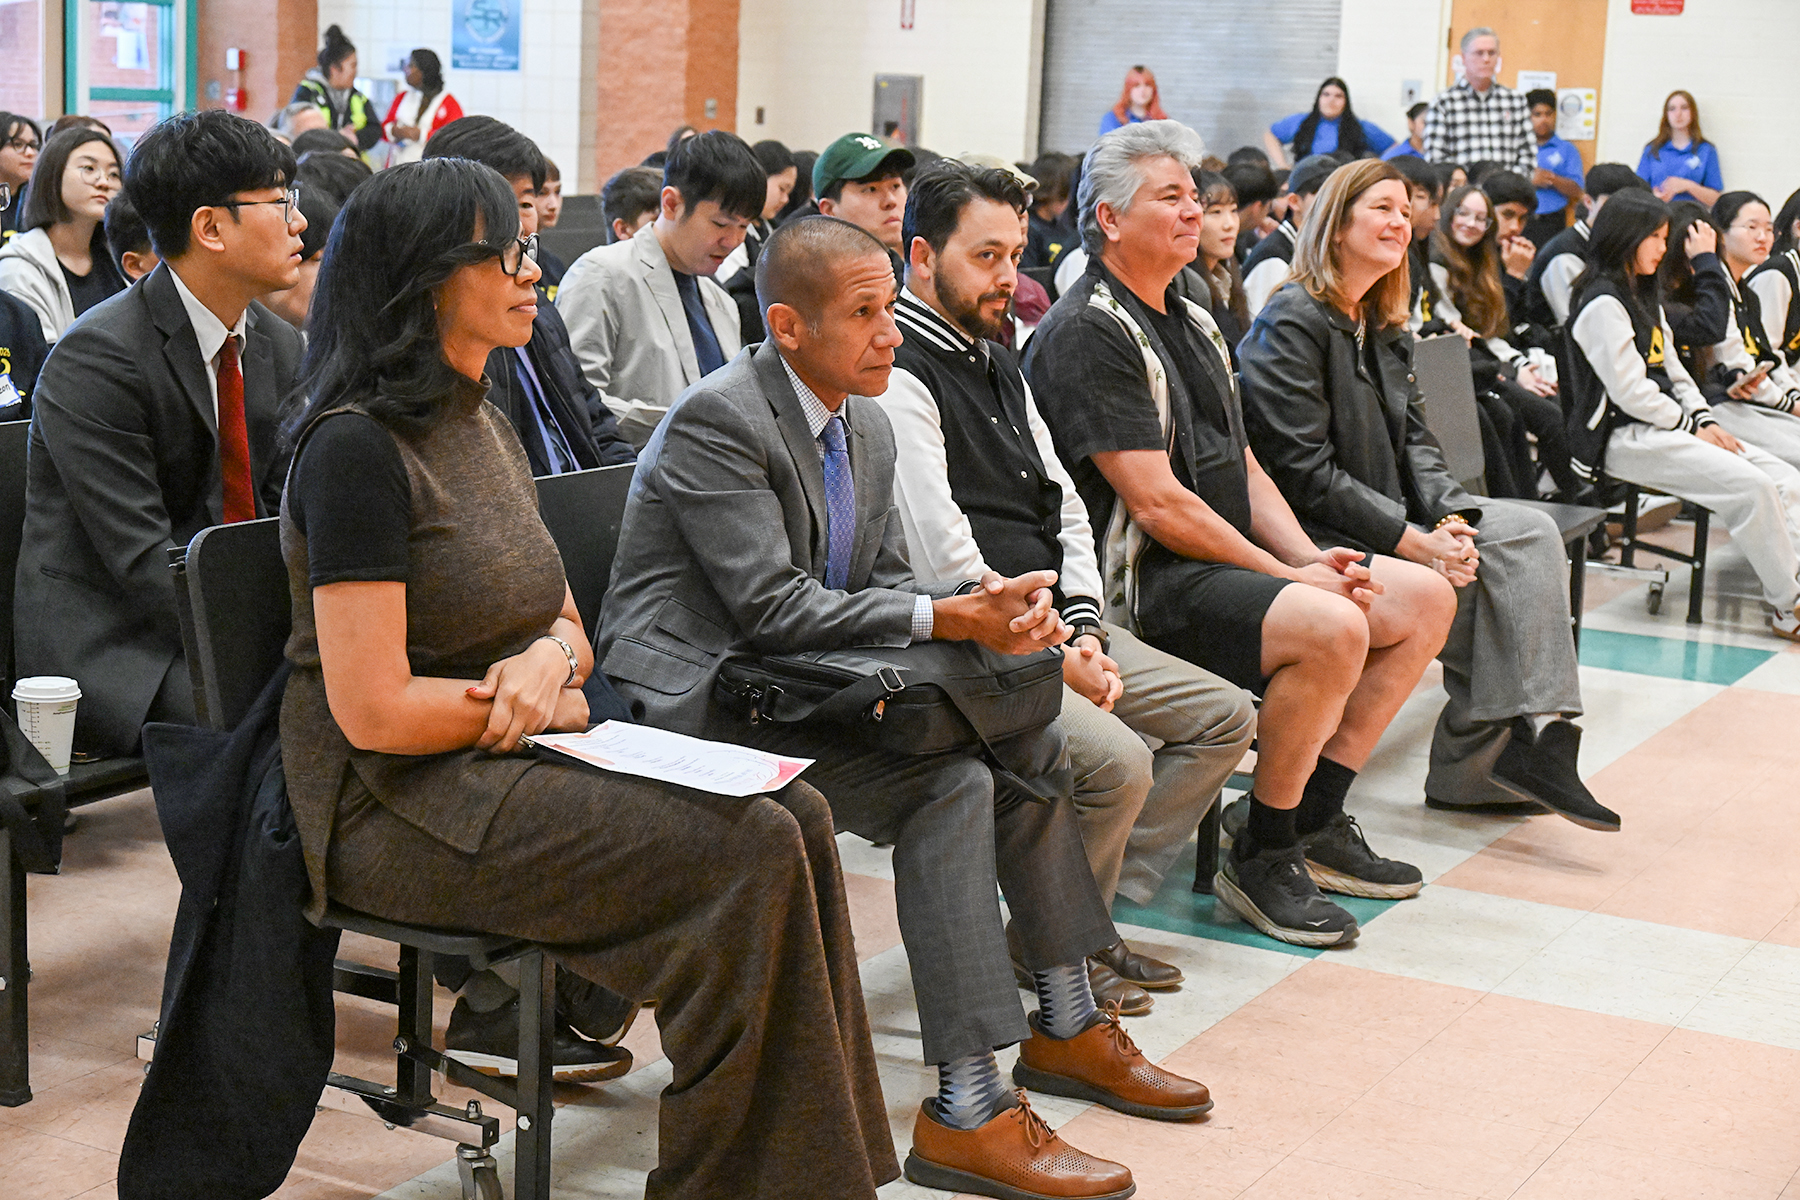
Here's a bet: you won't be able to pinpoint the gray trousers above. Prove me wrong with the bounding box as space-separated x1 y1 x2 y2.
1426 500 1586 805
1059 624 1256 906
742 720 1118 1065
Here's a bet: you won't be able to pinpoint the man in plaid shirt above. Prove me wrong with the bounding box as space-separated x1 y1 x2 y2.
1422 27 1535 175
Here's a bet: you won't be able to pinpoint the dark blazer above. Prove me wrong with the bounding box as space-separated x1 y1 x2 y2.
1238 282 1479 556
596 341 958 738
483 302 636 474
13 264 303 754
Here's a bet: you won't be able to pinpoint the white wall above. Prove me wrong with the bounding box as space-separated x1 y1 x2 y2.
1596 0 1800 204
737 0 1040 161
1335 0 1447 142
315 0 586 187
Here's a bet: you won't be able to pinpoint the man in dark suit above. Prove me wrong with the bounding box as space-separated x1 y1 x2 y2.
14 110 305 756
598 216 1212 1200
424 116 635 473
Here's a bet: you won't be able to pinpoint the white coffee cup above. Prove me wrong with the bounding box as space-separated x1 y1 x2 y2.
12 676 82 776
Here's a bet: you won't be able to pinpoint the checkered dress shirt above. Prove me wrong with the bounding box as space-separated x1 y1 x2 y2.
1422 80 1535 175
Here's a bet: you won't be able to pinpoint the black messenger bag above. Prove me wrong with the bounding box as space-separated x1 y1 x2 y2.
714 641 1066 798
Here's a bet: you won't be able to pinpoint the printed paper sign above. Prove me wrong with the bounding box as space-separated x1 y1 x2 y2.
452 0 521 72
1557 89 1597 141
529 722 813 797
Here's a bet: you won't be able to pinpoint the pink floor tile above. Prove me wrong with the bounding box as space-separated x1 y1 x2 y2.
1510 1138 1786 1199
1293 1093 1563 1196
1570 1078 1800 1181
1765 904 1800 949
1041 1102 1285 1200
1627 1028 1800 1111
1235 1154 1483 1199
1245 959 1480 1042
842 870 903 963
0 1129 120 1200
1363 1037 1622 1132
1428 992 1670 1078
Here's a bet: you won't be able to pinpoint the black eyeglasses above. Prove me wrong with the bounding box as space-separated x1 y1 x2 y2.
217 184 301 223
4 136 39 154
449 233 538 277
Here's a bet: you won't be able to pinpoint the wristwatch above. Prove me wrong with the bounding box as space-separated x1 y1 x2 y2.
1070 621 1110 654
539 634 580 686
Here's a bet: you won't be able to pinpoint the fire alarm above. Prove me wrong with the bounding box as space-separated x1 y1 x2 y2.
225 47 243 71
224 87 247 112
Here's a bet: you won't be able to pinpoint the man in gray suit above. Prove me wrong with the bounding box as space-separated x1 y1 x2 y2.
15 111 304 756
598 216 1212 1200
557 131 759 448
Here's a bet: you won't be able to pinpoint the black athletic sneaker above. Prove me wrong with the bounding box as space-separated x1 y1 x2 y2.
1492 719 1621 832
445 998 632 1083
1301 813 1424 899
556 969 642 1045
1213 842 1359 947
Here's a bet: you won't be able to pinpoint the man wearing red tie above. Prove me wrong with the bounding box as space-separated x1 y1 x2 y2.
14 110 306 755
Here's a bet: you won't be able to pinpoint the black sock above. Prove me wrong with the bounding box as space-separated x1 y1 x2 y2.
1295 757 1357 836
1243 793 1298 854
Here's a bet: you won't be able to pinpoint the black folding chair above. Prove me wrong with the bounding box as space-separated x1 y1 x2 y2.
535 463 635 631
159 519 556 1200
1410 334 1610 645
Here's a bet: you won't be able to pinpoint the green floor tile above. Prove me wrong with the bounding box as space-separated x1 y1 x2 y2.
1112 840 1402 959
1577 627 1774 685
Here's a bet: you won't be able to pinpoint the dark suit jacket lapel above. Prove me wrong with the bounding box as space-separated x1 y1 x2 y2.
145 265 219 439
752 344 829 577
241 316 283 514
844 396 887 587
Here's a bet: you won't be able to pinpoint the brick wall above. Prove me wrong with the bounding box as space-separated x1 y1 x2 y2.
196 0 319 122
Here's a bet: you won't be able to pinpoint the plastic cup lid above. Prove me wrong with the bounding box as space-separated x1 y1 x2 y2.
12 676 82 702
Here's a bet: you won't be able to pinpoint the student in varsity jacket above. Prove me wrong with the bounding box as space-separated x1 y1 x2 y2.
1242 154 1336 318
1746 187 1800 370
1565 190 1800 642
1524 163 1649 331
1692 192 1800 465
877 159 1257 1016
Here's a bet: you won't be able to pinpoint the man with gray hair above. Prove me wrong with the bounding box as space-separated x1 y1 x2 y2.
1422 27 1535 174
1026 121 1456 949
269 101 327 142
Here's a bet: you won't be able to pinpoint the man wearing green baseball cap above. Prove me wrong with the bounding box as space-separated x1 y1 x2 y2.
814 132 915 256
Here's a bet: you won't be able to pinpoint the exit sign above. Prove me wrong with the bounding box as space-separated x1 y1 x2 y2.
1631 0 1683 12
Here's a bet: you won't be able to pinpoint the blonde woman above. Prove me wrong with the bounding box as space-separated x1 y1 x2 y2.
1238 158 1616 831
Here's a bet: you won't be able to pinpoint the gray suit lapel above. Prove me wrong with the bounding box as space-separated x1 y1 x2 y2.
844 397 887 587
637 227 700 382
753 345 830 576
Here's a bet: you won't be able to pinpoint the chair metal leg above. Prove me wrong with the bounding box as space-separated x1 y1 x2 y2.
396 946 435 1107
1686 508 1709 624
1567 532 1590 652
1193 796 1220 895
0 829 28 1106
1619 483 1640 568
515 951 554 1200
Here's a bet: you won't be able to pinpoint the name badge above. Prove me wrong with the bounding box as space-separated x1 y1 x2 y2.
0 372 20 416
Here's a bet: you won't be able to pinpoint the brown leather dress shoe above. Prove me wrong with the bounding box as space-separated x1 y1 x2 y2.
1086 959 1153 1016
905 1091 1136 1200
1092 939 1184 990
1014 1004 1214 1121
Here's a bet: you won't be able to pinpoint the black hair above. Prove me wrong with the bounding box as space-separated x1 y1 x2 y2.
1572 189 1671 327
817 151 909 205
318 24 355 75
663 129 766 221
1658 199 1716 304
1292 77 1369 160
756 214 889 326
1028 152 1077 207
292 178 340 261
1526 88 1557 112
1227 146 1270 168
103 192 152 274
1406 102 1429 121
409 48 444 101
293 157 519 441
126 109 296 257
294 148 372 205
423 114 547 192
664 125 698 159
291 127 354 158
776 150 817 223
1772 188 1800 255
0 112 43 157
1713 190 1769 234
21 127 123 231
1193 168 1235 207
1224 161 1278 208
1391 154 1445 199
601 165 663 240
1585 163 1651 202
1481 170 1535 212
752 139 795 177
901 159 1026 261
1464 159 1510 185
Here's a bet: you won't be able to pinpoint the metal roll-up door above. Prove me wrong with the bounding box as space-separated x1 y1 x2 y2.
1039 0 1344 157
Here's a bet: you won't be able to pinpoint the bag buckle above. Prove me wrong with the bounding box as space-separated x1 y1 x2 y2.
749 683 784 725
866 666 905 723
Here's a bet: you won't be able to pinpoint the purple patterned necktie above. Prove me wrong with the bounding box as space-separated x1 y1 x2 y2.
819 415 854 590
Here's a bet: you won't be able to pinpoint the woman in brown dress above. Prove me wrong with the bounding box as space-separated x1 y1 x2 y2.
279 156 897 1199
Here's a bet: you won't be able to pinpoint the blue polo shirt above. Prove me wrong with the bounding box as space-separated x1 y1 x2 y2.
1382 140 1423 160
1098 110 1147 136
1269 112 1395 157
1534 136 1584 214
1636 139 1723 193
